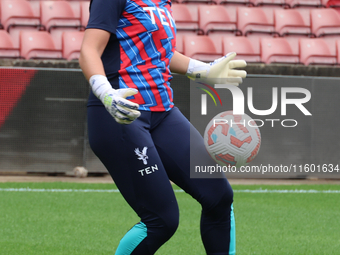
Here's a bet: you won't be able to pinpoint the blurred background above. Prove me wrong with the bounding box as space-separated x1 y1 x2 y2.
0 0 340 178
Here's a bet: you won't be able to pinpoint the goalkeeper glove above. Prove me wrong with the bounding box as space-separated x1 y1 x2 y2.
186 52 247 86
89 75 140 125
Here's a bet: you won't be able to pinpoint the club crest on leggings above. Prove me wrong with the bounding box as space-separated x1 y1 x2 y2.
135 147 148 165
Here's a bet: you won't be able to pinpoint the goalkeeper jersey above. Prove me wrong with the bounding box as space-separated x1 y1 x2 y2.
86 0 176 111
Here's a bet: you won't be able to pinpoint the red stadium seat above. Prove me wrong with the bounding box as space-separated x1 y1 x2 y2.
325 0 340 14
62 31 84 60
181 0 217 4
299 38 336 65
176 33 184 54
237 7 278 37
206 33 224 54
0 0 42 48
336 40 340 64
183 35 222 61
198 5 241 35
222 36 261 63
321 36 337 55
310 9 340 38
223 6 237 23
172 4 202 34
80 1 90 28
285 0 322 8
283 37 302 55
0 0 40 29
274 9 313 55
20 31 63 60
183 3 199 22
40 1 80 31
274 9 313 37
68 1 81 19
0 30 21 59
260 37 300 64
215 0 254 7
250 0 288 8
325 0 340 6
40 1 82 50
28 1 41 18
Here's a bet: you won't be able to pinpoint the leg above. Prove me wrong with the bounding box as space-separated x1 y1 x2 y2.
88 106 179 255
151 107 236 255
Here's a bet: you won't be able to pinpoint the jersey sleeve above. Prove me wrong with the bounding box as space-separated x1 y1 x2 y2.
86 0 126 34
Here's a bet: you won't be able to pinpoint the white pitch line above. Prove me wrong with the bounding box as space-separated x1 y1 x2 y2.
234 189 340 193
0 188 121 193
0 188 340 193
0 188 184 193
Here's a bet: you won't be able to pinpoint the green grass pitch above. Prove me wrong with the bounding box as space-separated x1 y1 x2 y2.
0 182 339 255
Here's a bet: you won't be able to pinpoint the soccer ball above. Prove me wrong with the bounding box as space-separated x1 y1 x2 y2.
203 111 261 168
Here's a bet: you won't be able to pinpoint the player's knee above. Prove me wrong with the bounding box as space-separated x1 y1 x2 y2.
165 216 179 239
202 185 234 218
159 212 179 240
145 211 179 242
219 187 234 211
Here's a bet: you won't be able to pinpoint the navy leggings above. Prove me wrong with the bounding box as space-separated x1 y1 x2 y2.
87 106 235 255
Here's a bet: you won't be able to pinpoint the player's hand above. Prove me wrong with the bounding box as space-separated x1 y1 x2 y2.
89 75 140 124
186 52 247 86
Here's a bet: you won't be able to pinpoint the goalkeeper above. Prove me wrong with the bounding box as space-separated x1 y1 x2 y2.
79 0 246 254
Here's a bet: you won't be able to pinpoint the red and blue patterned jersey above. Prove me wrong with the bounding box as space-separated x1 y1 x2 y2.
87 0 176 111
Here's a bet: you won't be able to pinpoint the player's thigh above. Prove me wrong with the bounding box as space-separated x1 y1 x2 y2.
87 106 178 217
151 107 233 205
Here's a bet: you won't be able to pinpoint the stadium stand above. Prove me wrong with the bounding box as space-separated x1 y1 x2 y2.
274 9 313 37
181 0 217 4
0 0 42 48
62 30 84 60
310 8 340 56
27 1 40 17
324 0 340 6
198 5 241 35
0 0 338 66
250 0 289 8
222 5 238 23
39 1 82 29
40 1 83 50
285 0 323 8
299 38 337 65
324 0 340 14
336 39 340 63
215 0 254 7
236 7 278 37
176 33 184 54
68 1 81 19
207 33 225 54
20 31 63 60
260 37 300 64
0 30 21 59
61 1 90 28
222 36 262 62
80 1 90 28
172 4 203 34
310 8 340 37
182 35 222 61
274 8 314 55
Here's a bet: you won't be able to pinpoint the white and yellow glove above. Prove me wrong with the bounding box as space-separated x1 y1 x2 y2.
89 75 140 124
186 52 247 86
